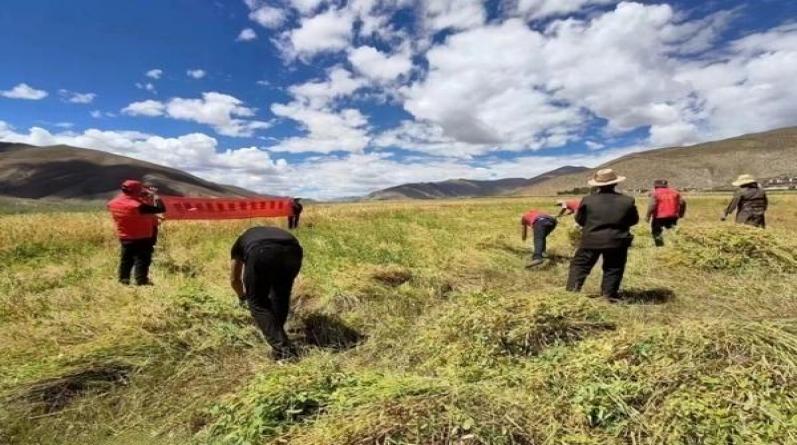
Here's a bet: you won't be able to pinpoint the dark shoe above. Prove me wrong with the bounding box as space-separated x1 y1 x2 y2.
135 280 154 286
604 294 622 303
119 278 130 285
654 239 664 247
271 345 298 361
525 259 544 268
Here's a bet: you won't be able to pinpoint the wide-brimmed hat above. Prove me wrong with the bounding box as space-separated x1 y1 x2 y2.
588 168 626 187
732 174 757 187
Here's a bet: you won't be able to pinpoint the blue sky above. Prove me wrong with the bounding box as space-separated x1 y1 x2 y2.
1 0 796 198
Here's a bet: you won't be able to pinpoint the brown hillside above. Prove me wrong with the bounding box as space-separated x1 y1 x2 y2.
0 142 260 200
515 127 797 195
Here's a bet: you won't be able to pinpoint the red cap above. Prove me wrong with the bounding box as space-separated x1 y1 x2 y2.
121 179 143 195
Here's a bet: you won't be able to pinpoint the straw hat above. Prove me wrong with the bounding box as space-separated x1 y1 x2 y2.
588 168 626 187
732 174 757 187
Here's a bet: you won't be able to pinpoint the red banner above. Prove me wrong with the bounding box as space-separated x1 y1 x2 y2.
161 196 294 220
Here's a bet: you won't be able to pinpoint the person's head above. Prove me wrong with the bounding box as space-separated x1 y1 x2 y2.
587 168 626 191
121 179 143 196
732 174 758 189
653 179 668 188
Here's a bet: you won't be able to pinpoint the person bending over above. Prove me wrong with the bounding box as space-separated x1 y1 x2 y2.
230 226 303 360
521 209 558 268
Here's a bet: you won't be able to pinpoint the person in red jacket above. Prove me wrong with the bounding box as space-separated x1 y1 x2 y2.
646 179 686 247
556 199 581 218
521 209 558 268
107 180 165 285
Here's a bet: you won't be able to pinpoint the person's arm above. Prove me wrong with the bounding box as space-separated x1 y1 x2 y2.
139 197 165 214
521 222 528 241
722 192 741 220
679 197 687 218
556 207 567 218
230 259 245 303
645 195 657 222
574 203 587 227
627 200 640 227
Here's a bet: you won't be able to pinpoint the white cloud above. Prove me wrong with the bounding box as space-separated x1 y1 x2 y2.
348 45 413 82
187 69 207 79
122 92 270 137
122 100 166 117
281 8 354 59
246 2 286 29
237 28 258 41
58 89 96 104
90 110 116 119
1 83 48 100
146 69 163 79
421 0 486 33
135 82 157 93
516 0 619 20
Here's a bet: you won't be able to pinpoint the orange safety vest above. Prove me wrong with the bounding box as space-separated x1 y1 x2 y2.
107 193 155 240
653 187 681 219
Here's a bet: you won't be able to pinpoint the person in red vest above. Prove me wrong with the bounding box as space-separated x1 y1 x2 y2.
646 179 686 247
521 209 558 267
107 180 165 285
556 199 581 218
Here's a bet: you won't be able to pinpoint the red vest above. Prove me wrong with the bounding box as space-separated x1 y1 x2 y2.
522 210 549 226
653 187 681 219
107 193 155 240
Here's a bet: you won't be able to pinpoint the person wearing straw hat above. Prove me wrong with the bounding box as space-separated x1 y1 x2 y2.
566 169 639 300
722 174 768 228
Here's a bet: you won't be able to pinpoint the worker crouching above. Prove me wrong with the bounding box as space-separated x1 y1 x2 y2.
107 180 165 285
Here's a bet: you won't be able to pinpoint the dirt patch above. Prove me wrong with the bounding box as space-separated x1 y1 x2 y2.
9 362 133 414
371 265 413 286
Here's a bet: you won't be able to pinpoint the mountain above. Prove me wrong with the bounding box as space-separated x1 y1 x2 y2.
366 166 589 200
513 127 797 196
0 142 260 200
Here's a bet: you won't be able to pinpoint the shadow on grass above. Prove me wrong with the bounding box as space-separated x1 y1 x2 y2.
619 288 676 305
294 312 364 351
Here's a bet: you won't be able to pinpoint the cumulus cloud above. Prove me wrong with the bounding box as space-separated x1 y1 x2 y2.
245 0 286 29
421 0 486 32
237 28 258 41
187 69 207 79
515 0 619 20
58 89 96 104
348 45 413 82
1 83 48 100
280 8 354 59
145 69 163 79
122 93 270 137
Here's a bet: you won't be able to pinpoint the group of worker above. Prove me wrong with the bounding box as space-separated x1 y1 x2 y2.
107 171 769 359
520 170 769 300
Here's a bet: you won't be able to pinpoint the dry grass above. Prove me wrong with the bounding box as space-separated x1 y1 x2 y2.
1 194 797 444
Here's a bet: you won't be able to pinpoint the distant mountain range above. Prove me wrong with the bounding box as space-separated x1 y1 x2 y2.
367 127 797 199
0 142 259 200
367 166 589 200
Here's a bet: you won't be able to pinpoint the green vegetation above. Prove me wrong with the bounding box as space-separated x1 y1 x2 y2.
2 195 797 444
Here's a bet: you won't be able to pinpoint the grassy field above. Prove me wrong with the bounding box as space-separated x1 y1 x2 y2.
2 195 797 444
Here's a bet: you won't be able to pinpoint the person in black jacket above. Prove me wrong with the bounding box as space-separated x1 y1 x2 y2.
566 169 639 300
288 198 303 229
230 226 303 360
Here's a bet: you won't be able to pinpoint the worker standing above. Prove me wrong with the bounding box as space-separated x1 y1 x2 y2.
521 209 558 268
646 179 686 247
288 197 303 230
566 169 639 300
722 174 768 228
107 180 165 285
230 226 303 360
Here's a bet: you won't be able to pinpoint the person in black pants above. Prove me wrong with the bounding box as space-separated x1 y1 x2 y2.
230 226 303 360
288 198 303 229
566 169 639 300
107 180 165 286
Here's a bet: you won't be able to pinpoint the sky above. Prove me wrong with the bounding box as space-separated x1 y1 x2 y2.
1 0 796 199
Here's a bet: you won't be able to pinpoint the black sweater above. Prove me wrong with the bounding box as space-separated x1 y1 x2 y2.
575 190 639 249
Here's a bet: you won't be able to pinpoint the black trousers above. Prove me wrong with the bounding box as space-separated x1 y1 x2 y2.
532 218 557 260
244 242 303 357
287 214 301 229
566 247 629 297
651 217 678 246
119 239 155 285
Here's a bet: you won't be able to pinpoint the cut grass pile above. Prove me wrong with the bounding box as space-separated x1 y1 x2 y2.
1 195 797 444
